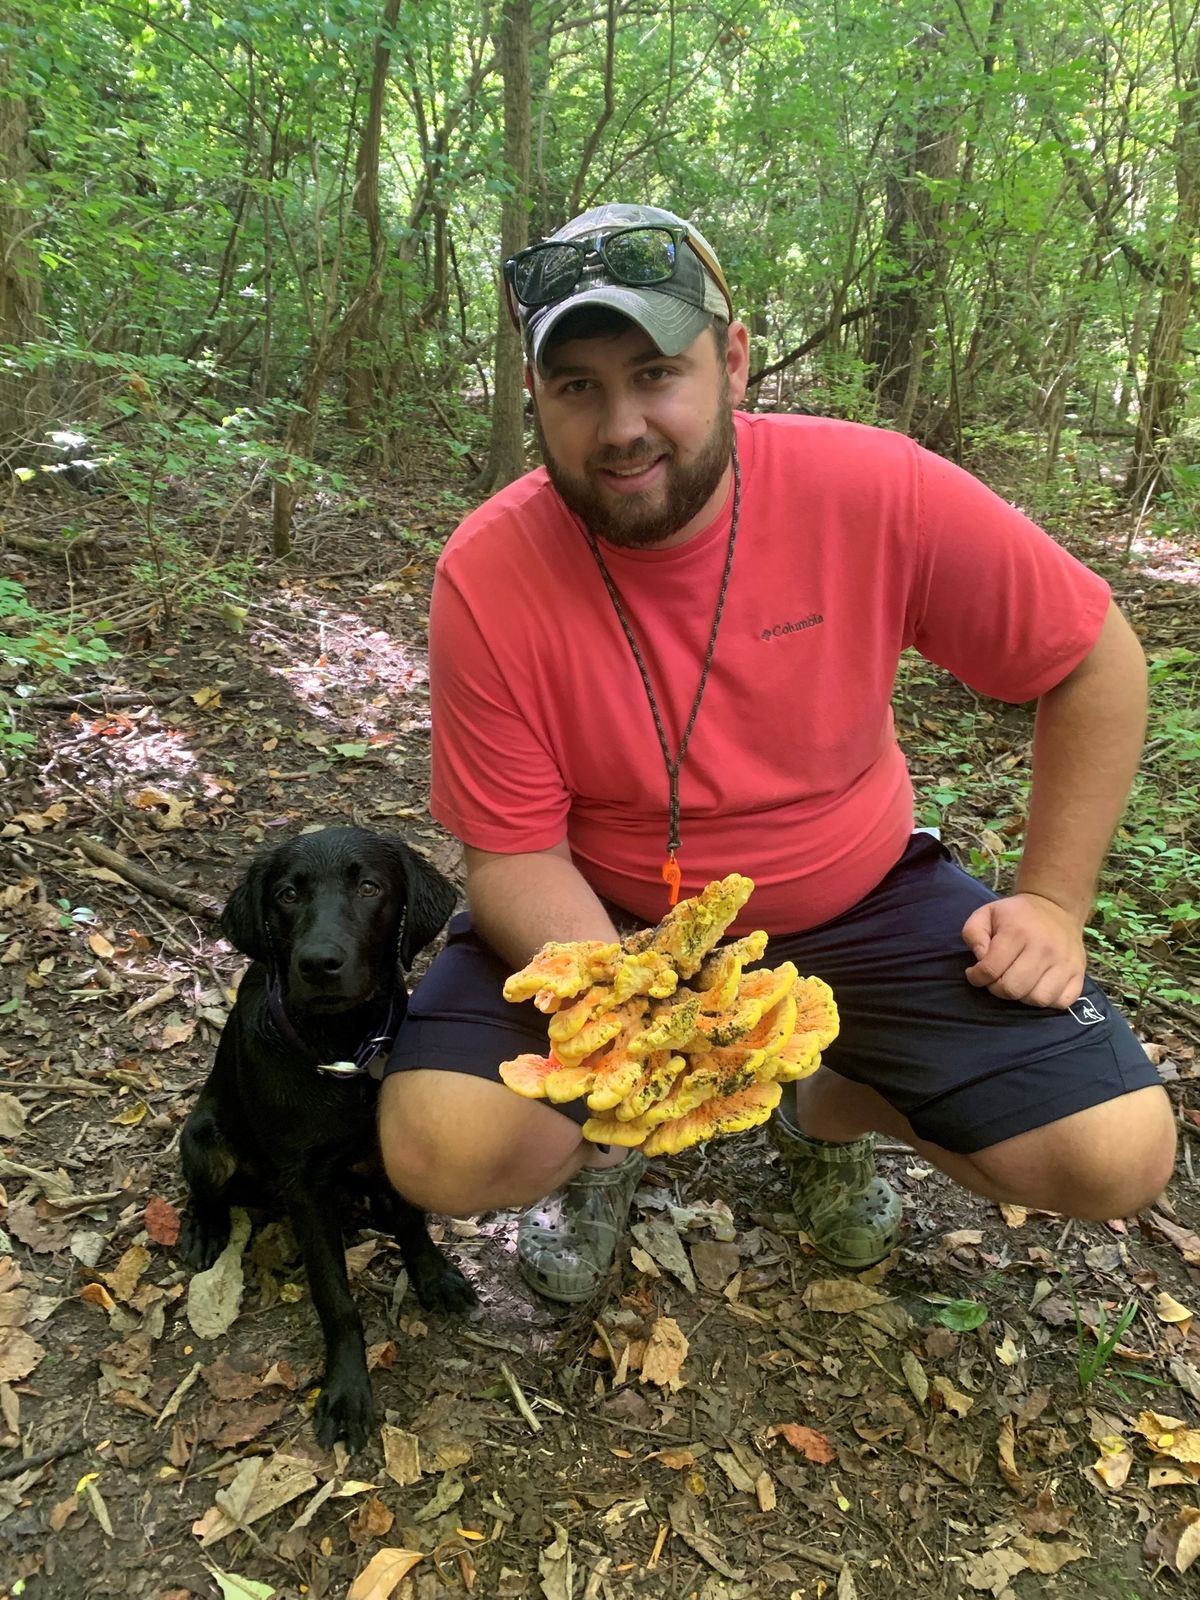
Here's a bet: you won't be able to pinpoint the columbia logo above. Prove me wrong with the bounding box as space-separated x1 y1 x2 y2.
760 613 824 641
1068 997 1105 1027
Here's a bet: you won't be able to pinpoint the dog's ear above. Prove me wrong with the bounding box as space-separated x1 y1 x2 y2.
389 841 458 968
220 853 273 963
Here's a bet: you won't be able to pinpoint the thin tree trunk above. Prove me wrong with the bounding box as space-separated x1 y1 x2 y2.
475 0 531 496
867 22 959 424
272 0 401 555
1125 21 1200 500
0 38 46 446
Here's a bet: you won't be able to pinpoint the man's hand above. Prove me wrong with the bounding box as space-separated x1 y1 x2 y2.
961 893 1087 1008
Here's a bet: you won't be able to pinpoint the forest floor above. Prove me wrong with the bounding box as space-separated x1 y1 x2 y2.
1 441 1200 1600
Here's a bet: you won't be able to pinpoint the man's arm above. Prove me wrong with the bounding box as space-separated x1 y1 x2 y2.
963 599 1147 1006
463 840 622 972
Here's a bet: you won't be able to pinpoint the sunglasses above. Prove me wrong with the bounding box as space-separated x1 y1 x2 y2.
502 224 733 328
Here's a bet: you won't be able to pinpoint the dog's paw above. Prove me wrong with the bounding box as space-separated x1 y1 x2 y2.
179 1212 230 1272
314 1372 375 1454
410 1252 477 1314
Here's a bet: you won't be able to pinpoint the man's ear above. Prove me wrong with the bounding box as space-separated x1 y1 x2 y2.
220 852 273 963
725 319 751 409
387 840 458 968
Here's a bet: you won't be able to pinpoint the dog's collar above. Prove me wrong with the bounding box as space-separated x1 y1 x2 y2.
266 980 399 1080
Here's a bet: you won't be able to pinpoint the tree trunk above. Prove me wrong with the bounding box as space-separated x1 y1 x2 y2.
0 40 45 446
475 0 531 496
867 23 959 423
1125 25 1200 500
272 0 400 554
343 0 402 438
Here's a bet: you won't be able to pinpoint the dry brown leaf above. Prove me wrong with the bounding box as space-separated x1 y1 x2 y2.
345 1547 423 1600
0 1327 45 1383
145 1195 181 1247
1013 1536 1087 1574
1144 1507 1200 1575
1137 1411 1200 1465
931 1376 974 1418
349 1495 395 1544
997 1416 1027 1495
104 1243 151 1303
1091 1434 1134 1490
767 1422 835 1464
802 1279 888 1314
1155 1291 1194 1329
639 1317 688 1390
381 1425 421 1486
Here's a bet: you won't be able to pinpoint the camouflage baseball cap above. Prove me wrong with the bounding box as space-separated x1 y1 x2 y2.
512 203 733 375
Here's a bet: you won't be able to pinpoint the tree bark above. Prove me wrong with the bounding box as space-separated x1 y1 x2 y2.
1125 23 1200 501
273 0 400 554
476 0 531 496
0 36 46 446
867 23 959 423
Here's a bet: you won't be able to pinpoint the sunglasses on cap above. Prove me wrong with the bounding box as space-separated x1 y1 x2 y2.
502 223 733 328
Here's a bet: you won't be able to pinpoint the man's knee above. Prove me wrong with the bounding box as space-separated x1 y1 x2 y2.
377 1068 585 1215
970 1086 1176 1220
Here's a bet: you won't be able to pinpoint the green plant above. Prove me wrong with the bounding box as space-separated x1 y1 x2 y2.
0 579 116 761
1063 1274 1140 1397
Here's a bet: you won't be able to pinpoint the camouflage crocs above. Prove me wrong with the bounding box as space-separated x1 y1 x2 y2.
517 1152 646 1304
770 1108 902 1269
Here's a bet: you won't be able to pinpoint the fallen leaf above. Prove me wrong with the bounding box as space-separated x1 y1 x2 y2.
997 1416 1028 1495
1092 1434 1134 1490
346 1546 424 1600
1144 1507 1200 1575
206 1568 275 1600
639 1317 688 1390
381 1425 421 1486
768 1422 835 1464
1155 1292 1194 1329
187 1210 251 1338
1136 1411 1200 1465
110 1100 148 1127
88 931 116 960
0 1328 45 1383
145 1195 181 1247
803 1279 888 1314
932 1376 974 1418
0 1095 27 1138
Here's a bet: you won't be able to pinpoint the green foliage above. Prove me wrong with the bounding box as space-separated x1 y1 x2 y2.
1060 1270 1140 1398
0 578 115 760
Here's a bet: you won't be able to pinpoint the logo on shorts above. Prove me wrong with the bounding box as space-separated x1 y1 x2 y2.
1068 996 1105 1027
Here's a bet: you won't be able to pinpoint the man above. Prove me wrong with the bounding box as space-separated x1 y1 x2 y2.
378 202 1174 1304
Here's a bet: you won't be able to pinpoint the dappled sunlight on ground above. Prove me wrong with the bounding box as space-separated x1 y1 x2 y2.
250 579 431 743
1129 530 1200 586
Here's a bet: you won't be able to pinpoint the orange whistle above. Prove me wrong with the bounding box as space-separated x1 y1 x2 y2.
661 853 681 906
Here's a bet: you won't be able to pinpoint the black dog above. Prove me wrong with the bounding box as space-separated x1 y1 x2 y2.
180 826 475 1452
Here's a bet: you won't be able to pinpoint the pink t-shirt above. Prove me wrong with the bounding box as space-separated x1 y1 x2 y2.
428 413 1109 934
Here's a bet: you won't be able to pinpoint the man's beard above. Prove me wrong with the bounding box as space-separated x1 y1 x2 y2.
535 392 735 549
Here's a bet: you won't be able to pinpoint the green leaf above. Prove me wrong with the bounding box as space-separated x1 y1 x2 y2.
207 1568 276 1600
333 742 369 759
924 1296 988 1331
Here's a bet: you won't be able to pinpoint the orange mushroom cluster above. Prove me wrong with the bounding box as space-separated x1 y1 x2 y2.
498 875 839 1156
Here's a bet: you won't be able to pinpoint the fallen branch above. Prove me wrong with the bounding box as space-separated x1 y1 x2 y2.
28 683 244 711
74 837 223 922
0 1421 86 1481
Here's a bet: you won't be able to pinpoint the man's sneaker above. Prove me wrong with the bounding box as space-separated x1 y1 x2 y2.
517 1152 646 1304
770 1108 902 1269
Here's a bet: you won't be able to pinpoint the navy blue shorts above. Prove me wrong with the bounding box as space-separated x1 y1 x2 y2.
383 833 1162 1154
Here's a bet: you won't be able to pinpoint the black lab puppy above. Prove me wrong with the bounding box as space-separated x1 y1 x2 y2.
180 827 475 1452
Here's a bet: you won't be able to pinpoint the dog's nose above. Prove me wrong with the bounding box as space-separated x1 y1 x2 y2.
298 949 346 981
